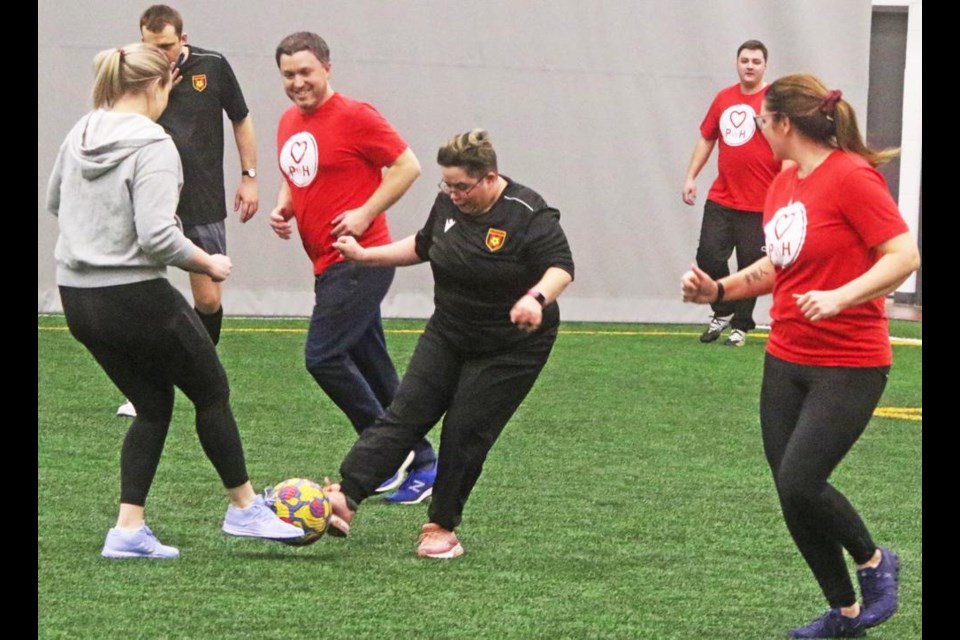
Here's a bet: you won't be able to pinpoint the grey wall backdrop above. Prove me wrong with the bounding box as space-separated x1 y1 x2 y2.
38 0 874 322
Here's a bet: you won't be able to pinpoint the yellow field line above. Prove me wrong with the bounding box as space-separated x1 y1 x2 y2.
36 324 923 346
874 407 922 422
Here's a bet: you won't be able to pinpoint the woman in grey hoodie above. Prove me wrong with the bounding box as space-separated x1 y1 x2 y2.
47 43 303 558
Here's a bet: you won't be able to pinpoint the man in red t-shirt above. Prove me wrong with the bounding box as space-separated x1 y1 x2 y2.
269 32 436 503
682 40 780 347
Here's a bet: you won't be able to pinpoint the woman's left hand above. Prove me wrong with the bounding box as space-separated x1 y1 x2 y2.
510 295 543 333
793 290 846 322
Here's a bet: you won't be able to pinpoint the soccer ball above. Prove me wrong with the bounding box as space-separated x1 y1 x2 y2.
265 478 332 546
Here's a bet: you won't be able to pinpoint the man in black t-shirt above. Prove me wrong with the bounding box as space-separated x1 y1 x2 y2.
139 5 258 345
112 6 259 419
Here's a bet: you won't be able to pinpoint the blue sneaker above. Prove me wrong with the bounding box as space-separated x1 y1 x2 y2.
222 496 304 540
101 525 180 559
788 609 866 638
375 450 416 493
857 546 900 628
385 461 436 504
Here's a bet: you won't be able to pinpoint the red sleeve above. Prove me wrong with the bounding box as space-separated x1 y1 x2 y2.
836 167 909 248
352 102 408 168
699 91 723 141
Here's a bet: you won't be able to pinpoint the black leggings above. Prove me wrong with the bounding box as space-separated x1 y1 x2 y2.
60 279 248 506
340 326 555 531
760 353 888 608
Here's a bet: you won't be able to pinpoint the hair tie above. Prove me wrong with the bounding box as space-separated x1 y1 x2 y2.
819 89 842 115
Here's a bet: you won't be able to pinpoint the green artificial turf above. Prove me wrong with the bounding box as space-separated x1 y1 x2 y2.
38 316 921 639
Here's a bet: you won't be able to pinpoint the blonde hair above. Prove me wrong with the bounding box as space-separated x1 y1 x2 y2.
765 73 898 168
92 43 171 109
436 129 498 178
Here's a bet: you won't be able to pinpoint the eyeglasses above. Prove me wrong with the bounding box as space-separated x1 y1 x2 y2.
753 112 779 130
438 175 488 195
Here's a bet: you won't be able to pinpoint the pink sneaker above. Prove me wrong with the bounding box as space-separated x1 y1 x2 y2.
416 523 464 559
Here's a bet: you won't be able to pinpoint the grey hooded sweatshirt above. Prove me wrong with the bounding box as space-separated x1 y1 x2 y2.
47 109 197 288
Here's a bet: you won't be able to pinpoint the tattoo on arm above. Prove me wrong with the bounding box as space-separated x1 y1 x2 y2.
744 265 768 285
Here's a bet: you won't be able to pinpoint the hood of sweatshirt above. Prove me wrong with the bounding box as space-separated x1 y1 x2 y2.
68 109 170 180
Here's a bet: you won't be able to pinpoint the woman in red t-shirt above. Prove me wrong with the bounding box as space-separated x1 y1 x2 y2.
681 74 919 639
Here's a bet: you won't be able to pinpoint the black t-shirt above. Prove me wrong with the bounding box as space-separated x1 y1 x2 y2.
415 178 575 353
158 45 249 226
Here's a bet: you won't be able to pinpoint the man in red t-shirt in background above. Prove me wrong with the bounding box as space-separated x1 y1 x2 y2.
682 40 781 347
269 32 436 503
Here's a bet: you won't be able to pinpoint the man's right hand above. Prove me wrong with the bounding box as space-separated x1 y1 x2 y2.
269 206 294 240
682 179 698 206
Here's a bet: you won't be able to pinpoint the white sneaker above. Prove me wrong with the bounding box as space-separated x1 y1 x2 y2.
101 525 180 559
724 329 747 347
699 314 731 343
222 496 304 540
116 401 137 417
375 450 416 493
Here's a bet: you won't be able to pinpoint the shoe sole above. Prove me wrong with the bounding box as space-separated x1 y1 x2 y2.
699 332 723 343
386 486 433 505
221 525 304 540
116 406 136 417
374 451 416 493
101 549 179 559
723 340 745 347
417 542 464 559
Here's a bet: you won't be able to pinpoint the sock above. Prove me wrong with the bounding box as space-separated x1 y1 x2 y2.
196 306 223 345
412 443 437 468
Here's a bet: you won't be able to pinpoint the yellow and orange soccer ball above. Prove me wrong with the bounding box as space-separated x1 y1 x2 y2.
265 478 332 546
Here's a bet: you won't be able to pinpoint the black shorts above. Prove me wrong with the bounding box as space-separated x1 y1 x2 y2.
184 220 227 254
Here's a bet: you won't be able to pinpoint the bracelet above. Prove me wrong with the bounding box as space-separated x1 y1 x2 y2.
526 289 546 307
714 281 725 305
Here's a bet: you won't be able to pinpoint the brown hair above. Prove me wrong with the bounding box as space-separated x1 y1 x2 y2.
139 4 183 36
436 129 498 178
92 43 171 109
737 40 768 62
275 32 330 67
765 73 898 167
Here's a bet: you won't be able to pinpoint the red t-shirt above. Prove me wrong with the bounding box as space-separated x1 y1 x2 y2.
700 84 780 212
763 151 909 367
277 93 408 275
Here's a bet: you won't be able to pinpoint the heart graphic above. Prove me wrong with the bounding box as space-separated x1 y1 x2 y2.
774 211 795 239
729 110 747 128
291 141 307 164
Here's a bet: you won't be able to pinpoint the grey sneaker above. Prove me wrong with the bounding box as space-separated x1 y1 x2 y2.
724 329 747 347
101 525 180 559
222 496 304 540
699 315 730 343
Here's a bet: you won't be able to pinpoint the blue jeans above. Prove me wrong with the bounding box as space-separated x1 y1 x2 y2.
305 262 400 434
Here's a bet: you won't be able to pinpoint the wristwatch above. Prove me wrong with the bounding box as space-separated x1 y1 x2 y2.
242 168 257 178
526 289 546 307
